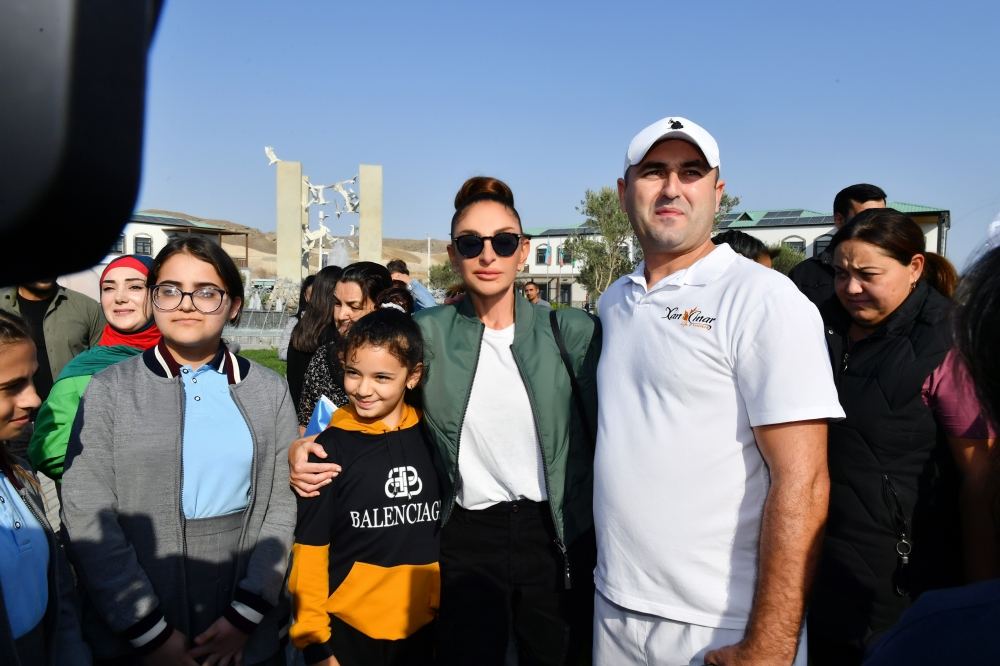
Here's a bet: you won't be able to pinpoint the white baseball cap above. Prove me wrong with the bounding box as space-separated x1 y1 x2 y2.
624 116 720 175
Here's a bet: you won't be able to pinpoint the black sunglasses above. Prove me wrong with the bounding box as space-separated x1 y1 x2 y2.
452 232 525 259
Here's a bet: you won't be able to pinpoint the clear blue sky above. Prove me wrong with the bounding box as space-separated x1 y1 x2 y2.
137 0 1000 271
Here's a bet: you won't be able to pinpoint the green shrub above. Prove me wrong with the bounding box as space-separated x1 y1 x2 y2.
769 244 806 276
241 349 287 376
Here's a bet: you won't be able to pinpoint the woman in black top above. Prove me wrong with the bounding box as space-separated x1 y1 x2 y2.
287 267 341 411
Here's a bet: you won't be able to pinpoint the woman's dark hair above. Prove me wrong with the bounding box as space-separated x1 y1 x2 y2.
0 310 32 349
0 311 40 488
338 261 393 305
291 266 342 353
342 296 424 375
149 236 246 324
829 208 956 296
712 229 768 262
378 283 415 314
451 176 522 233
923 253 958 298
955 246 1000 428
295 274 317 318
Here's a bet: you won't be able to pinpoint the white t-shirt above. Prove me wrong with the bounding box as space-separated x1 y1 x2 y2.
594 244 844 630
457 324 547 510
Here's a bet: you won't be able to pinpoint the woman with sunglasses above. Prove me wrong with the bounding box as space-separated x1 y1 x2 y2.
61 236 297 665
290 177 601 665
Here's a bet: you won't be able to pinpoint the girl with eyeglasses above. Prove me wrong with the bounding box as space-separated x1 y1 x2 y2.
290 177 602 665
29 255 161 485
61 236 297 665
0 310 90 666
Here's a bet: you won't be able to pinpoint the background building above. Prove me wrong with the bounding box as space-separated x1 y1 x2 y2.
521 224 599 307
61 212 249 300
716 202 950 258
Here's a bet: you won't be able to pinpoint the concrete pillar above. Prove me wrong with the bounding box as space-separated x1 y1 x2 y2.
276 161 304 282
358 164 383 263
301 175 312 273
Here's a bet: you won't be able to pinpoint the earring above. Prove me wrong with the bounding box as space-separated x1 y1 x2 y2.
909 282 916 291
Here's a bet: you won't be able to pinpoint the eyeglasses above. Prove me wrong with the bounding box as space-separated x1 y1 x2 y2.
452 233 525 259
151 284 227 314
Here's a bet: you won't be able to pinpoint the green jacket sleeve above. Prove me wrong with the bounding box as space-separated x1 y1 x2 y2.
28 375 91 482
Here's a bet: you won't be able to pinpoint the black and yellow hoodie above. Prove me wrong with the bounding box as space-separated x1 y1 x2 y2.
288 403 441 664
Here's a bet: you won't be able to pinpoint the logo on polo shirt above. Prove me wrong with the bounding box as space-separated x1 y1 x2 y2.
662 306 716 331
385 466 423 499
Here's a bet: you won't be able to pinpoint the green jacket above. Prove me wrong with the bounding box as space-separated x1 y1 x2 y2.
28 345 143 481
0 286 104 383
414 296 601 550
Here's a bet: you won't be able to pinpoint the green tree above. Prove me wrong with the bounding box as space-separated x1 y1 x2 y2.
714 192 741 229
769 244 806 275
428 260 460 290
563 187 638 300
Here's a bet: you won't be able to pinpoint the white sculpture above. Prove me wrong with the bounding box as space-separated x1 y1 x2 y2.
302 176 329 210
329 176 360 217
264 146 281 165
302 219 331 250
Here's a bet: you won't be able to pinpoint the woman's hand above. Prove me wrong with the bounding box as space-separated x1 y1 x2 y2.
188 616 248 665
143 629 198 666
289 434 341 497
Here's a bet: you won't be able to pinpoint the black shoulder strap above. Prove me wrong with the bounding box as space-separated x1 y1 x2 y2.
549 309 595 448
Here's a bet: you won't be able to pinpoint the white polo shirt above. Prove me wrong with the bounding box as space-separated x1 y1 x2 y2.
593 244 843 630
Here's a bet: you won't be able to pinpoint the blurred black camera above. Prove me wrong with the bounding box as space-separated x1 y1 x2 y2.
1 0 163 285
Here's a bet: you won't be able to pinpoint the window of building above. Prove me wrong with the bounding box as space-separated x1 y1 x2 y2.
112 234 125 254
134 235 153 256
781 236 806 254
813 234 834 257
558 245 573 265
559 283 572 305
536 245 550 265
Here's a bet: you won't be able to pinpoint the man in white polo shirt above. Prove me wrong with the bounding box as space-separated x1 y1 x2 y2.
593 116 844 665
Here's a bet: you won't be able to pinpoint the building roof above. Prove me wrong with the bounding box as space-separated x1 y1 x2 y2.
717 201 947 230
885 201 947 214
718 209 832 229
131 212 226 230
529 223 601 238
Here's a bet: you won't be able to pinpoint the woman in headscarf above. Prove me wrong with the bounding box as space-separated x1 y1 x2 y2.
28 255 160 483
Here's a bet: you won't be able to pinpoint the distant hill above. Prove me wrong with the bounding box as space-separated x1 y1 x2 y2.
141 209 450 279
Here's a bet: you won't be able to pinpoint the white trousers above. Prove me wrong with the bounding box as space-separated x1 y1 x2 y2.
593 591 807 666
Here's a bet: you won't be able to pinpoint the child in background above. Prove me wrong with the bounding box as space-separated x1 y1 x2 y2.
289 299 440 666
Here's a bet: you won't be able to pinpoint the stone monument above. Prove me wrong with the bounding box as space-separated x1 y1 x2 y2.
358 164 383 263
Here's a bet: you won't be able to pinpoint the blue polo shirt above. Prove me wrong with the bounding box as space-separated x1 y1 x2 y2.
0 471 49 638
180 363 254 519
